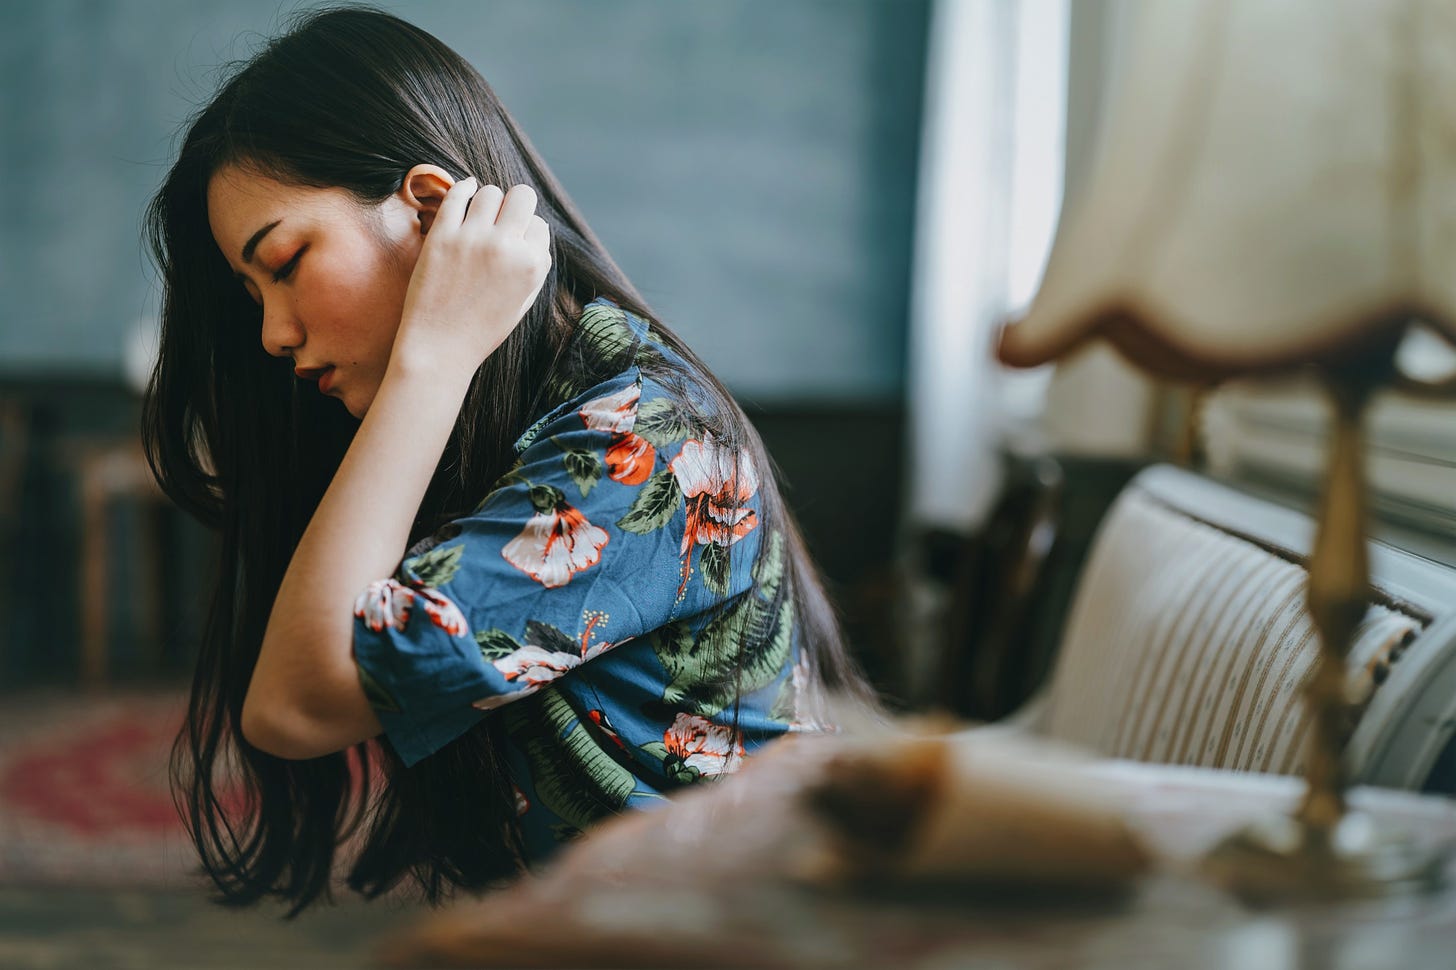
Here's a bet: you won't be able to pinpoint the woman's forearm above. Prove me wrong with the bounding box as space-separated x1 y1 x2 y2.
241 355 474 756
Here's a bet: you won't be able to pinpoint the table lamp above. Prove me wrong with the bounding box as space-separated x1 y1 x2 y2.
997 0 1456 900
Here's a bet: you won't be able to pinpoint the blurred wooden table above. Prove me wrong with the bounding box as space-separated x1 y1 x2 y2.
373 741 1456 969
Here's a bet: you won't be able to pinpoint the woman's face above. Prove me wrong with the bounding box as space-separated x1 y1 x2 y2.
207 165 425 418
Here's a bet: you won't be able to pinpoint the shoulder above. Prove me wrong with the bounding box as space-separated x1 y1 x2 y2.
512 298 712 460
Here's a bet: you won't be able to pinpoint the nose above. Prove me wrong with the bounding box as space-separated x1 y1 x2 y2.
259 299 305 358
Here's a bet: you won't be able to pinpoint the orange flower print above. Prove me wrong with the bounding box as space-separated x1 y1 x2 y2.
354 578 468 636
605 432 654 485
580 383 656 485
588 709 628 752
501 484 609 588
663 712 745 780
669 434 760 556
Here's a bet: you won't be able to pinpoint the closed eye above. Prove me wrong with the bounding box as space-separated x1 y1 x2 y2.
272 245 308 283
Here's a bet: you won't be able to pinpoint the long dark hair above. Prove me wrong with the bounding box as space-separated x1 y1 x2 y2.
143 4 873 916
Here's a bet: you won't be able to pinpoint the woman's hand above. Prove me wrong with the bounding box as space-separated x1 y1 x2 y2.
390 178 552 382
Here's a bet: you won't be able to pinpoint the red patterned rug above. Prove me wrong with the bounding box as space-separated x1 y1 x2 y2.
0 689 201 888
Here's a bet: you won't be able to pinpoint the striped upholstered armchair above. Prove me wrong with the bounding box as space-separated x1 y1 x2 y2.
1010 464 1456 793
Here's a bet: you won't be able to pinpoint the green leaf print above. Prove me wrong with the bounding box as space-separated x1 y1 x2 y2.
502 688 637 831
649 620 701 706
616 468 683 534
527 483 566 513
560 445 603 497
753 528 787 591
634 398 697 447
638 740 701 786
404 543 465 588
750 597 797 695
475 628 521 662
660 530 794 716
770 673 797 723
659 630 735 711
667 762 701 785
700 541 732 596
633 342 670 372
524 620 577 654
356 665 401 714
577 304 638 361
545 374 582 409
733 530 795 694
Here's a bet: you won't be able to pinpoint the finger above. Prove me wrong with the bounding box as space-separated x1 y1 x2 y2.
465 183 505 228
494 184 539 235
523 214 550 251
433 176 479 233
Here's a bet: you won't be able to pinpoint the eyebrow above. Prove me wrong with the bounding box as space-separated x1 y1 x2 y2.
241 220 282 264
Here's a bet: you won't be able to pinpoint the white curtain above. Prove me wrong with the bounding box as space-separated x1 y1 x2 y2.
904 0 1069 534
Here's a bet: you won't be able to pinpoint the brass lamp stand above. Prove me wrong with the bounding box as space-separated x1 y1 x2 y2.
1201 356 1449 902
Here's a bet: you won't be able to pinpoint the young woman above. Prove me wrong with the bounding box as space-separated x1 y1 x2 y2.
143 6 875 915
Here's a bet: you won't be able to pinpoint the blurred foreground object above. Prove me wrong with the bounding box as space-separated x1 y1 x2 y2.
801 731 1149 889
997 0 1456 901
371 728 1456 970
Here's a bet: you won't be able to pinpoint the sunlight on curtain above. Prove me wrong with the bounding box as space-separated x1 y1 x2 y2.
904 0 1068 533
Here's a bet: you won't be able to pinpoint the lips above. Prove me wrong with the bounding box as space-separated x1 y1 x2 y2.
294 364 337 394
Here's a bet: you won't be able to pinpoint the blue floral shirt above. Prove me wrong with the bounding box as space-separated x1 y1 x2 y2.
351 300 808 857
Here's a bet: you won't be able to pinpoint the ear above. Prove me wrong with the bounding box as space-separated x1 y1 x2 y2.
397 164 456 236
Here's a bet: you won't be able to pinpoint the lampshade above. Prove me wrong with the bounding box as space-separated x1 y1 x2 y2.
998 0 1456 380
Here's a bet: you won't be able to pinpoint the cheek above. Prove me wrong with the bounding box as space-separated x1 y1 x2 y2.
300 250 410 351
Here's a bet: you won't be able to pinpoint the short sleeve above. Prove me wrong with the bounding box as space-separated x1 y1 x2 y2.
351 368 759 766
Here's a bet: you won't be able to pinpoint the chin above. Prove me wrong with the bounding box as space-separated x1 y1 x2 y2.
337 391 365 420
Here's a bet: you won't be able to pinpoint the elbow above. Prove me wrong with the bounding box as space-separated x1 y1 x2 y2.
240 668 381 760
240 695 331 761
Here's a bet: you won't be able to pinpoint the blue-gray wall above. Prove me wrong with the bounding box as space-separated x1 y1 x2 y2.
1 0 927 404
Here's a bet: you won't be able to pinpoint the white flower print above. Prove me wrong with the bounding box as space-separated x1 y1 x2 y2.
481 615 620 707
501 485 610 588
669 434 760 555
354 578 469 636
663 713 745 778
354 578 415 632
578 383 641 434
786 654 833 733
491 643 583 688
416 587 469 636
